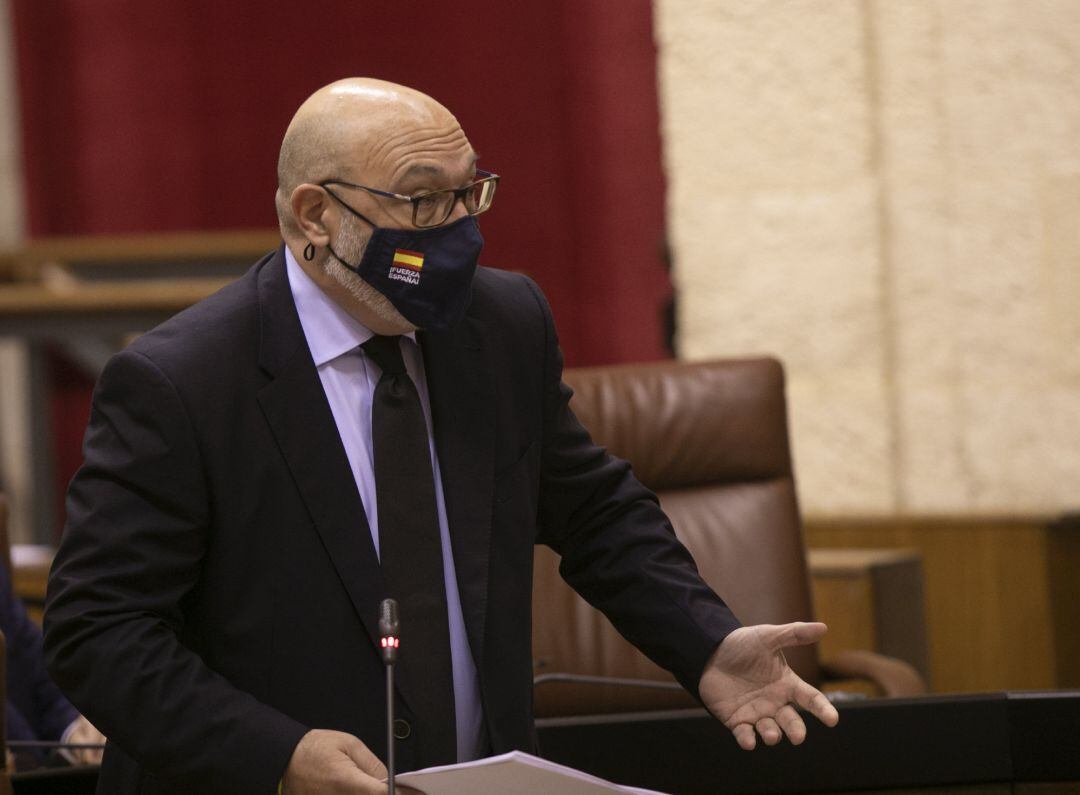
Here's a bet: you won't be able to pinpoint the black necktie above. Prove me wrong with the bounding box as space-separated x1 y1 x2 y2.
362 334 457 766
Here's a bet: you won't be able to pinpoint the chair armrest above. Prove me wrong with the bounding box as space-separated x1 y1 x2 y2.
820 649 927 698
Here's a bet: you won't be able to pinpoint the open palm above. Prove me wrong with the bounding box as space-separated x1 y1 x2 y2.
698 622 840 750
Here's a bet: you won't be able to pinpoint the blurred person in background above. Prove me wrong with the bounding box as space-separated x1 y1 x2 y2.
0 519 103 769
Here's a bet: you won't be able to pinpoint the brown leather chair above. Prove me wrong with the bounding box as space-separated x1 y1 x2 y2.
532 358 925 717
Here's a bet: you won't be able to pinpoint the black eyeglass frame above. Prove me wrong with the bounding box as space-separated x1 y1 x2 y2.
319 169 499 229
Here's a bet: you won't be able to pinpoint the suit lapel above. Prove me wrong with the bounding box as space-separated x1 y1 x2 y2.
420 317 495 672
254 248 390 658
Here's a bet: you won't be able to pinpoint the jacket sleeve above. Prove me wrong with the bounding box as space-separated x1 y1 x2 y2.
523 278 741 697
43 348 307 793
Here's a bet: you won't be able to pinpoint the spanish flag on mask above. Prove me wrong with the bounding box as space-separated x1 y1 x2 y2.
392 249 424 271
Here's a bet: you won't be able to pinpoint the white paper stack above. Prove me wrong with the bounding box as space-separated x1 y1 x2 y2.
391 750 671 795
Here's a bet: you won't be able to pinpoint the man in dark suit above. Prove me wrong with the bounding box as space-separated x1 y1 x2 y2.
43 78 837 795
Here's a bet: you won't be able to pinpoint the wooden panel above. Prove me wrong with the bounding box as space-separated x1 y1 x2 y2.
0 280 234 314
11 545 52 626
809 548 929 681
810 553 877 657
805 517 1068 694
1046 516 1080 688
0 229 279 273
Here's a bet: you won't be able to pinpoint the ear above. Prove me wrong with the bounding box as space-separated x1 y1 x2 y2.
291 184 333 246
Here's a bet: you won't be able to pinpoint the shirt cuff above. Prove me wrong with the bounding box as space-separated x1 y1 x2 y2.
58 717 83 764
60 717 81 745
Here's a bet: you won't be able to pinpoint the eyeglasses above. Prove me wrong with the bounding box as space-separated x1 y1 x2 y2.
320 169 500 229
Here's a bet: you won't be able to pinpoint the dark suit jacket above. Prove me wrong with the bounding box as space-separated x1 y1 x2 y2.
43 248 739 794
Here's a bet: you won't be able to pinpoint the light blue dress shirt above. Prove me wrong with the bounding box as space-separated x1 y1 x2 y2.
285 247 484 762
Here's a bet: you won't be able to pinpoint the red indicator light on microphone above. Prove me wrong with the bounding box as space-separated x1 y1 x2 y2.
380 636 400 648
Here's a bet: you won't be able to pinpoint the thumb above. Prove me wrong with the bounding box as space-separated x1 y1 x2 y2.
340 737 388 780
765 621 828 652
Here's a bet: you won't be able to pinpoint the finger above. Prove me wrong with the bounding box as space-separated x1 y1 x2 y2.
342 738 388 780
775 704 807 745
754 717 782 746
731 722 757 751
793 680 840 727
765 621 828 652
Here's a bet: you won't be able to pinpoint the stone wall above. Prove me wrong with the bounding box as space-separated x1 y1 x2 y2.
655 0 1080 516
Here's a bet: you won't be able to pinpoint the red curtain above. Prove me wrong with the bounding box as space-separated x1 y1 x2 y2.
12 1 671 530
13 0 670 365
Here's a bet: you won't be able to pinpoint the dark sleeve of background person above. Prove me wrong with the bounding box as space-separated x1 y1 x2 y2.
0 562 78 743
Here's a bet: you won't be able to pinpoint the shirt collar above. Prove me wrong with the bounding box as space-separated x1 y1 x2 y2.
284 244 416 367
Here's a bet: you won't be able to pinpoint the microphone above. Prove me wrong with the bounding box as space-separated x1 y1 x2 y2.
379 598 399 795
380 598 400 664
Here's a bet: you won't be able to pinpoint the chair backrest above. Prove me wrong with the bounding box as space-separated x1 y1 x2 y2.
532 358 819 716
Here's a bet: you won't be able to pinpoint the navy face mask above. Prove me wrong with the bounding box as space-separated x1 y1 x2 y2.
323 188 483 331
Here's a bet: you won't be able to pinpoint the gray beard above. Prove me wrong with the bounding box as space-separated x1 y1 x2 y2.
324 216 415 332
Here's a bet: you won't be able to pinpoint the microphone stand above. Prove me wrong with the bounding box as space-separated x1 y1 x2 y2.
379 599 400 795
386 660 395 795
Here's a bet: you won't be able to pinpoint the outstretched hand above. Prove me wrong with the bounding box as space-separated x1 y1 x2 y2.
699 622 839 750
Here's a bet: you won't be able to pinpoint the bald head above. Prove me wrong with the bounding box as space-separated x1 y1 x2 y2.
275 78 464 236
